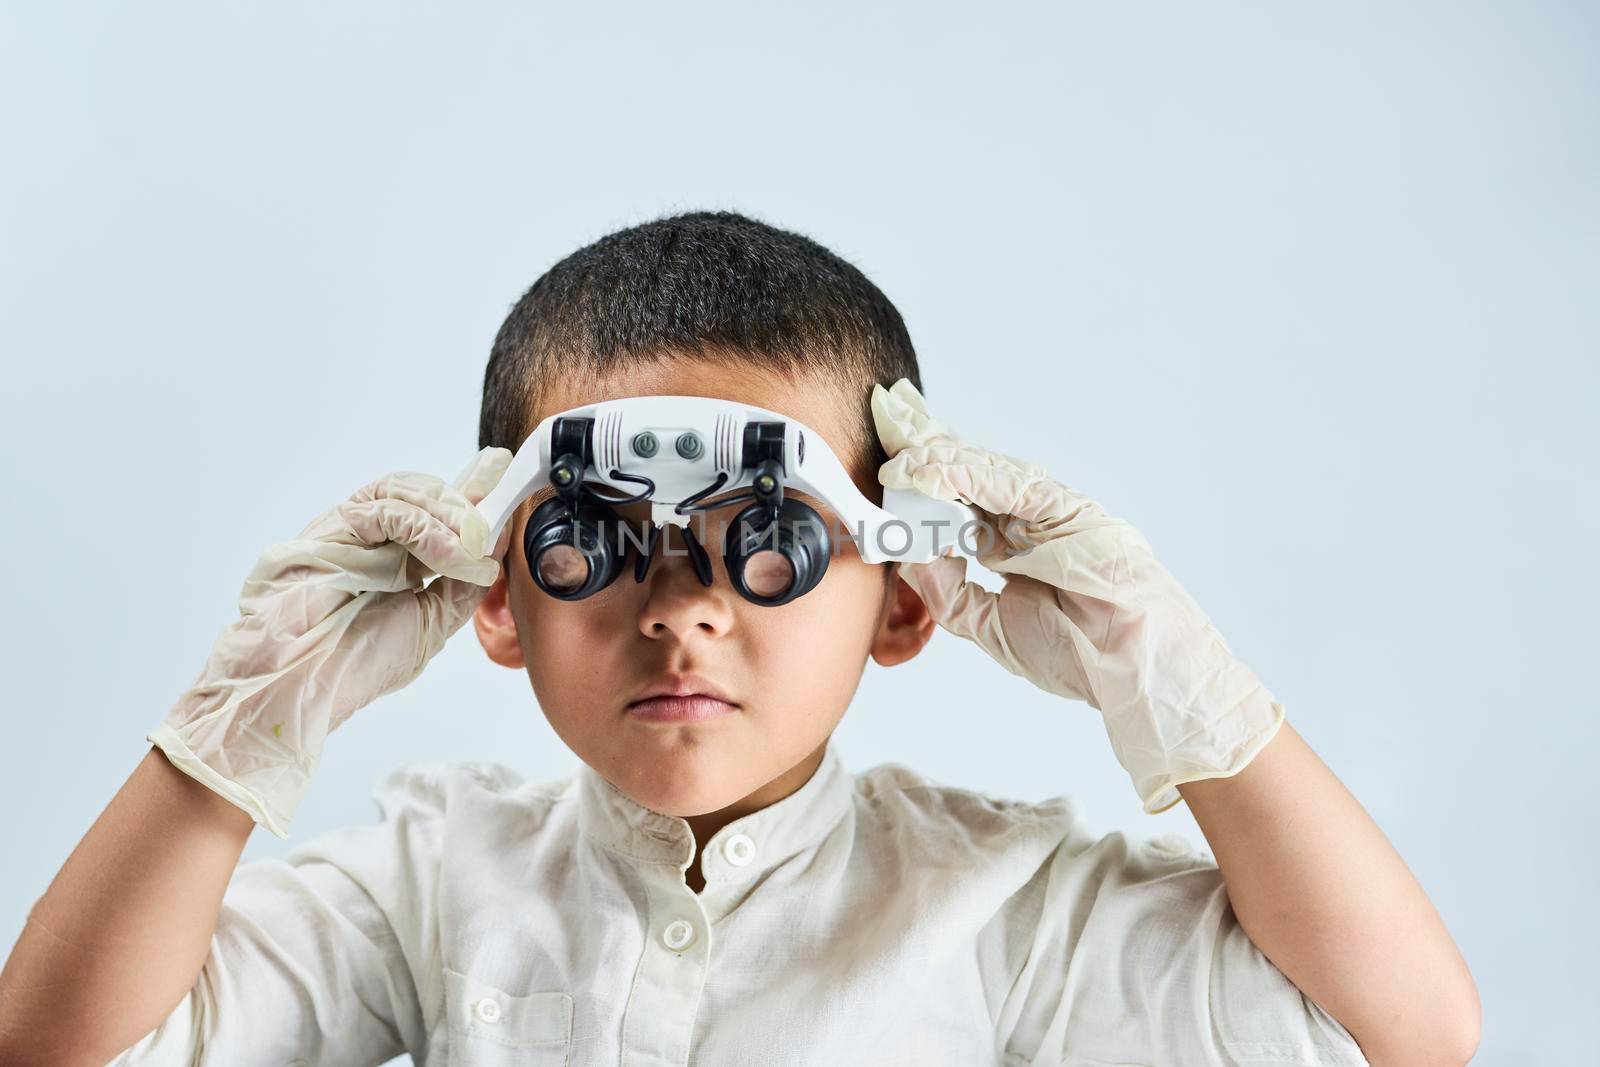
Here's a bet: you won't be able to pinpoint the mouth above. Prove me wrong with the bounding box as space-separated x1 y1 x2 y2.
626 673 741 723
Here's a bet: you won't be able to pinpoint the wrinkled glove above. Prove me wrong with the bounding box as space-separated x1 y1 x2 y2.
873 379 1284 813
147 447 514 838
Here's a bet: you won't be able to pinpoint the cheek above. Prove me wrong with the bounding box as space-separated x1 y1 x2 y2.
520 592 623 655
517 602 638 747
762 558 888 654
509 559 632 692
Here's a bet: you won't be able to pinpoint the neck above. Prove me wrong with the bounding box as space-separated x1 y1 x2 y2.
681 739 828 892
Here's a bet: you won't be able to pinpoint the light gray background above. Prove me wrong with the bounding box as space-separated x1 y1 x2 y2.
2 3 1594 1063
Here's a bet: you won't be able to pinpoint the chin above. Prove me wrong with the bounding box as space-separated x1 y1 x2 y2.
611 750 750 817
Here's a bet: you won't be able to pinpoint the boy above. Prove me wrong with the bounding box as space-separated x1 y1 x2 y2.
0 211 1478 1065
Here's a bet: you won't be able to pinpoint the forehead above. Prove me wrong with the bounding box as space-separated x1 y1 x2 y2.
529 355 859 471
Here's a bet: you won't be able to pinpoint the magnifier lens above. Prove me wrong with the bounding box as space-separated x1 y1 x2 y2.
743 549 794 599
535 543 590 593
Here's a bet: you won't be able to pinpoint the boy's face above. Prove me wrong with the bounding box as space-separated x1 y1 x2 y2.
472 357 936 820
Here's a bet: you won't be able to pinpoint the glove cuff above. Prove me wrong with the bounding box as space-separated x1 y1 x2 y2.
1126 694 1288 814
146 723 306 839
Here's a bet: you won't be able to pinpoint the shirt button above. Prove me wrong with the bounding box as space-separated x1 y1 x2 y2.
722 833 756 867
474 996 503 1024
662 918 697 951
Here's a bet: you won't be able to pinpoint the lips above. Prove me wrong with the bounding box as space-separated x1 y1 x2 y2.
627 672 739 708
627 696 739 724
626 673 740 725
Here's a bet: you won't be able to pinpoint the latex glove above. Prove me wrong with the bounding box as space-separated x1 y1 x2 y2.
873 379 1284 813
147 447 514 838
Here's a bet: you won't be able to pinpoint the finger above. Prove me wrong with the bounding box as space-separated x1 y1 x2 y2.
873 379 1048 470
300 446 511 556
873 379 1063 529
295 472 496 576
899 554 963 622
900 554 1013 665
344 486 501 580
881 444 1073 529
245 506 499 610
412 573 496 662
872 379 955 456
450 446 514 504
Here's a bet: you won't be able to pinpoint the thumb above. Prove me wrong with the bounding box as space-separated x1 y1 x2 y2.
902 554 1042 687
900 553 993 638
413 572 498 660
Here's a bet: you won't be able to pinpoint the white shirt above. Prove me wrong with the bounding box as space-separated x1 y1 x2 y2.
110 738 1368 1066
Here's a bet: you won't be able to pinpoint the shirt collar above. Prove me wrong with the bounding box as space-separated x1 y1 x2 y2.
576 737 853 881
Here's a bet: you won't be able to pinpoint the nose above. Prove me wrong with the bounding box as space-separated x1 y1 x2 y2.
637 522 737 641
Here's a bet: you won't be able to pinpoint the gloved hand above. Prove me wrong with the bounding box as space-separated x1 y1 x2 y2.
872 379 1284 813
147 447 514 838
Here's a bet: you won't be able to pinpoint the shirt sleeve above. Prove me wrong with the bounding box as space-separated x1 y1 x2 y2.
106 762 451 1067
994 821 1370 1067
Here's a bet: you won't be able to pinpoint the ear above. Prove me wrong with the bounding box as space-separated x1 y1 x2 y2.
869 564 938 667
473 571 526 669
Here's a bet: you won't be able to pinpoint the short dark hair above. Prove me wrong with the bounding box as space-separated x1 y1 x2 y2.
477 210 923 481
